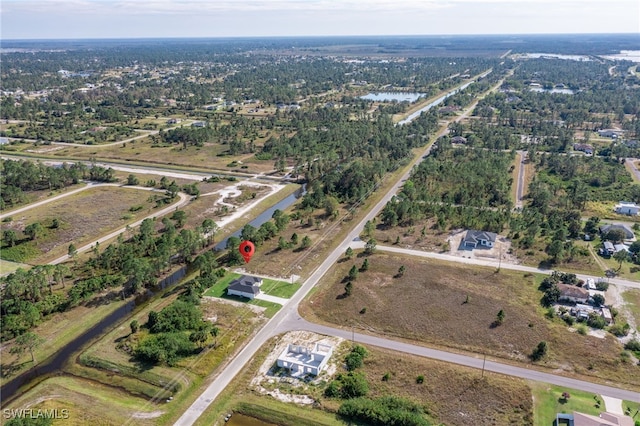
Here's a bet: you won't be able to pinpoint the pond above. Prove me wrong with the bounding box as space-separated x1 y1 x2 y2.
214 184 306 251
360 92 425 102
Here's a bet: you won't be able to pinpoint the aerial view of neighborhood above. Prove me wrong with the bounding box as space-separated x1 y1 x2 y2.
1 2 640 426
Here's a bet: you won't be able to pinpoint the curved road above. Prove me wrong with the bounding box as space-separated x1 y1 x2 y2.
51 189 190 265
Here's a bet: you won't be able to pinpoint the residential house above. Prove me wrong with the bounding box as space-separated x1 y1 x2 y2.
557 283 590 304
276 342 333 376
227 275 262 300
600 224 635 241
601 307 613 325
571 304 594 321
191 121 207 128
572 143 594 155
463 230 497 248
556 411 633 426
451 136 468 144
614 202 640 216
166 118 181 124
602 241 615 256
598 129 623 138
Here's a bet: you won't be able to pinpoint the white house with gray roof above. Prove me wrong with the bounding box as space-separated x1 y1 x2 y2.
463 230 497 248
227 275 262 300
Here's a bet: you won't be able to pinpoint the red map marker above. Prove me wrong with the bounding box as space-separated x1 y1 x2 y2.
239 240 255 263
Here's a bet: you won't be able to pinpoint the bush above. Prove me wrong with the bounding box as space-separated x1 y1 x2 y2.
338 396 429 426
531 341 548 361
609 322 630 337
416 375 425 384
339 372 369 399
345 345 368 371
624 340 640 352
134 332 196 366
587 312 606 329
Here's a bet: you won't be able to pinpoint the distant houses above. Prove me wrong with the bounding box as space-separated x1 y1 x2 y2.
450 135 468 144
572 143 593 155
597 129 623 139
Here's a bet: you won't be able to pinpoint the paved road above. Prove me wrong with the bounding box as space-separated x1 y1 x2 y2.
515 150 527 209
6 121 194 148
51 189 190 265
274 316 640 403
626 158 640 182
355 242 640 290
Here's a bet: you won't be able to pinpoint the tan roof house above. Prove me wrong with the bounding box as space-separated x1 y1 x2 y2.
558 283 590 304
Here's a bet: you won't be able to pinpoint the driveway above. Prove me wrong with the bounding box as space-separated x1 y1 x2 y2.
254 293 289 305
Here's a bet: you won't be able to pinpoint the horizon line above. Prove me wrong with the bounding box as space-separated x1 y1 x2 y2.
3 32 640 42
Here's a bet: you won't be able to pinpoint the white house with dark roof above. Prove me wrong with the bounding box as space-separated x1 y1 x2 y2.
227 275 262 300
463 230 497 248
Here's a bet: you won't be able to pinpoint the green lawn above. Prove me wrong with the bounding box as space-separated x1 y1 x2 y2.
260 278 301 298
0 259 32 275
202 272 283 317
531 382 601 426
203 272 241 298
623 400 640 419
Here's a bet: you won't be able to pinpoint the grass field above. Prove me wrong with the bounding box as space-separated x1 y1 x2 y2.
0 185 163 264
0 259 32 275
52 290 268 425
32 135 279 175
3 375 159 426
530 382 601 426
301 252 640 388
0 297 128 385
622 289 640 327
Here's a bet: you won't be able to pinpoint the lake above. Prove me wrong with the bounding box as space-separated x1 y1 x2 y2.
360 92 425 102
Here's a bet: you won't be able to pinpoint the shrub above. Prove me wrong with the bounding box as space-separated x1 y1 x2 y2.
416 375 425 384
339 372 369 399
338 396 429 426
609 322 630 337
587 312 606 329
624 340 640 352
531 341 548 361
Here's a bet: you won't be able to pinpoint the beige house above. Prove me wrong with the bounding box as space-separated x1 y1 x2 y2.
558 283 590 304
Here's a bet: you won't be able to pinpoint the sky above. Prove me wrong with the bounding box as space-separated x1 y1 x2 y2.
1 0 639 40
